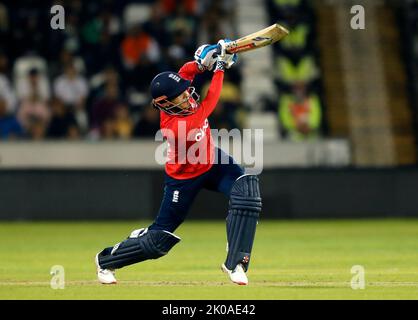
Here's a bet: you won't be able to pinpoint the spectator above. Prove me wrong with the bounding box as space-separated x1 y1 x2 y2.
60 10 82 55
49 48 86 80
53 63 88 106
17 91 50 139
277 22 311 53
89 66 121 100
133 106 160 138
275 54 319 86
120 24 160 91
0 52 16 114
161 0 197 15
53 63 89 133
27 117 49 140
90 31 120 75
167 30 193 71
0 97 22 139
81 8 121 75
81 10 105 47
100 118 116 140
197 2 235 45
82 6 120 46
113 103 133 139
164 2 196 40
143 3 170 48
278 82 322 141
120 24 160 70
1 0 244 141
91 82 121 137
16 67 50 102
268 0 325 139
47 98 80 139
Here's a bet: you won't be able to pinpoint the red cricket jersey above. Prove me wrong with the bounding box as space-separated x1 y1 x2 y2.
160 61 224 180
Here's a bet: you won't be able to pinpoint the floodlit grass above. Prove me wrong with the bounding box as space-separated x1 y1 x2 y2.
0 219 417 299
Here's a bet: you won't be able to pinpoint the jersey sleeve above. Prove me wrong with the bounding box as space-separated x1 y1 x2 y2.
198 70 224 120
178 61 203 82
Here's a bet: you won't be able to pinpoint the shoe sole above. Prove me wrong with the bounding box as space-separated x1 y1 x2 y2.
221 264 248 286
99 278 117 285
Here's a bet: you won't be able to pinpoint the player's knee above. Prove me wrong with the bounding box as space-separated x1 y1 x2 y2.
229 175 262 215
148 217 184 234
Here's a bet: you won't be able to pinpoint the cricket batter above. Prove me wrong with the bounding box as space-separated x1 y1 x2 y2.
95 40 262 285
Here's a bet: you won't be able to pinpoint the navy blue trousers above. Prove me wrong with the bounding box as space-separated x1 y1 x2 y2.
149 148 245 232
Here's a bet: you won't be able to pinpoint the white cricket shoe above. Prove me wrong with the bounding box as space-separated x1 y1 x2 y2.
95 253 117 284
221 263 248 285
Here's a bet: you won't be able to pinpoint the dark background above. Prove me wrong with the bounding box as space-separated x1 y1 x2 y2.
2 168 417 220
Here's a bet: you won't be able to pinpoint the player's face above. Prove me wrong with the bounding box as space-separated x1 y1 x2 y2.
171 90 192 110
154 87 200 116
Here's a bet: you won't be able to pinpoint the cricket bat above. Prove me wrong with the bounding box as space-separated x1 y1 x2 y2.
223 23 289 54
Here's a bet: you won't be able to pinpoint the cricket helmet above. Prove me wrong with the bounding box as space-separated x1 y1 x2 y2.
150 71 200 116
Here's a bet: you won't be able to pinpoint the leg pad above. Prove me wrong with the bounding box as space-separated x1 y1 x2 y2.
98 228 181 270
225 175 262 272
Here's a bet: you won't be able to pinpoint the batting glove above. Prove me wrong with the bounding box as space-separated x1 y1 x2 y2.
216 39 238 69
194 44 218 71
214 59 227 72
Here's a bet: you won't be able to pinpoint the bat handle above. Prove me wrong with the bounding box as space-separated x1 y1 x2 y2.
212 43 233 58
212 44 221 58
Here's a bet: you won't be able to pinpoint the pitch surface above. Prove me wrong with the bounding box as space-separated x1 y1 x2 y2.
0 219 417 299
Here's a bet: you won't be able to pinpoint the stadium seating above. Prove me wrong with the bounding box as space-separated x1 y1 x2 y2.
265 0 326 141
0 0 242 140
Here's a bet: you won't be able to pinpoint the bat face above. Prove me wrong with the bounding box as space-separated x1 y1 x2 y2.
224 24 289 54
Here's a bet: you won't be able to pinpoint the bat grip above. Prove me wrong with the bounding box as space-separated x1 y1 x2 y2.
212 43 231 58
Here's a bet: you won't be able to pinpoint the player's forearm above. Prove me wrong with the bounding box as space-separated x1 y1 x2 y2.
178 61 203 82
201 70 224 117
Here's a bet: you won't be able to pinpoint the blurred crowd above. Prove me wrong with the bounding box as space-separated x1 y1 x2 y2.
265 0 325 141
400 0 418 149
0 0 241 140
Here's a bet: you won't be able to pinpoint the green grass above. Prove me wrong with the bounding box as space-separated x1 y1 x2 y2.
0 219 418 299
